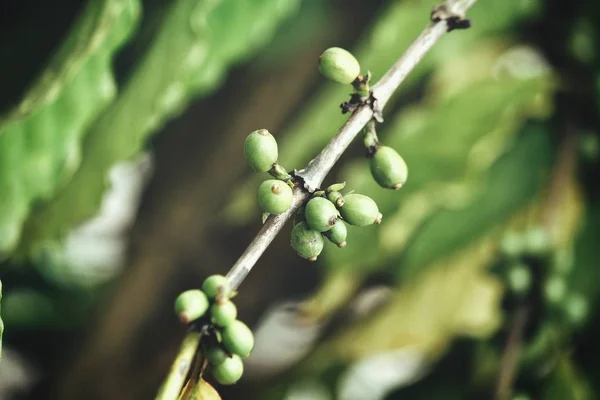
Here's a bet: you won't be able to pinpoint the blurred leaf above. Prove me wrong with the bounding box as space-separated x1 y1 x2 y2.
0 289 57 329
398 124 552 277
546 179 585 250
0 280 3 359
310 238 502 368
19 0 300 257
299 269 362 321
337 347 428 400
0 0 141 254
0 286 97 330
246 300 327 378
254 1 331 68
223 0 543 224
566 203 600 316
188 378 221 400
568 19 595 64
541 354 592 400
385 373 467 400
322 78 552 276
282 378 332 400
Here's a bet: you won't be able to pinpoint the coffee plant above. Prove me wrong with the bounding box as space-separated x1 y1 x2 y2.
157 4 475 397
2 0 600 399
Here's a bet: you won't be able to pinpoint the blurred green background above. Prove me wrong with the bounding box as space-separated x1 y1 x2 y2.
1 0 599 399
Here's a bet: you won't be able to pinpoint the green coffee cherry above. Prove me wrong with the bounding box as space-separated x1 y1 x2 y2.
370 146 408 190
257 179 293 215
524 227 551 255
564 293 588 326
323 219 348 248
507 263 531 295
211 300 238 327
202 275 231 299
204 346 229 366
544 275 566 305
338 193 382 226
290 222 325 261
174 290 209 323
222 320 255 358
211 354 244 385
244 129 278 172
500 231 524 258
319 47 361 84
305 197 338 232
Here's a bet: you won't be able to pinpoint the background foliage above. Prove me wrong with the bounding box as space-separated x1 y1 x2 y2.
0 0 599 399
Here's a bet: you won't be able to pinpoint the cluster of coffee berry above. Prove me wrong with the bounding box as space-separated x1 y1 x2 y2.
291 183 382 261
244 128 384 261
241 47 411 261
174 275 254 385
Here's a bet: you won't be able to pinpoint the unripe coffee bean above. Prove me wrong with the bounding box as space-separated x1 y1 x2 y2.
257 179 293 214
204 345 229 366
323 219 348 248
370 146 408 190
174 290 209 323
290 222 324 261
222 320 255 358
211 354 244 385
202 275 231 299
305 197 338 232
211 300 238 327
244 129 278 172
319 47 360 84
338 194 381 226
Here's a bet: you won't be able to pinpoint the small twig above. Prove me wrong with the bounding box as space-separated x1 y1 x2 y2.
158 1 478 398
226 190 307 289
494 306 529 400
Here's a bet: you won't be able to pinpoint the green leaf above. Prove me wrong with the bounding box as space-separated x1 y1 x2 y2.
0 288 57 329
19 0 300 256
397 124 552 277
541 354 592 400
0 0 141 255
309 238 503 366
0 286 98 330
189 378 222 400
